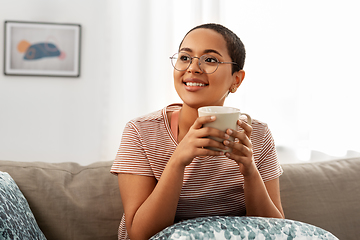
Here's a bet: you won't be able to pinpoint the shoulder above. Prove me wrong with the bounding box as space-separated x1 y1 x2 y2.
245 118 276 149
249 118 268 129
251 119 270 135
126 108 164 131
126 104 182 130
240 117 270 136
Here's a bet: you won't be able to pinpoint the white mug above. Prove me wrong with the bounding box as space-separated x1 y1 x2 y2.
198 106 252 152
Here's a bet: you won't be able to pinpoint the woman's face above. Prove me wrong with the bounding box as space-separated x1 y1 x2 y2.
174 28 243 109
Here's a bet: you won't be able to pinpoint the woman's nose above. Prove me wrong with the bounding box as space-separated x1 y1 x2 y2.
187 57 203 73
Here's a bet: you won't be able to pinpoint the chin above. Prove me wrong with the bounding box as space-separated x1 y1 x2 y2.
184 101 222 110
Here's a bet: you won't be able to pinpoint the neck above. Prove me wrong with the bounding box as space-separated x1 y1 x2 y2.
177 103 199 142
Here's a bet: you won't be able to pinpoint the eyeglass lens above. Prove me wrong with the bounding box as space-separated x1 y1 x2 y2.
171 52 219 74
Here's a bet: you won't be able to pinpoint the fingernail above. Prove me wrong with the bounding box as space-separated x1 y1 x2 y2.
224 134 230 139
224 140 230 145
227 129 233 135
210 116 216 120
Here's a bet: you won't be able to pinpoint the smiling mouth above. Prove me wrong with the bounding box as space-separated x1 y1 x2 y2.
184 82 208 87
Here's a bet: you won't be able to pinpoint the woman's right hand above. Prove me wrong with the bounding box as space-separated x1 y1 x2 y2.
171 115 230 167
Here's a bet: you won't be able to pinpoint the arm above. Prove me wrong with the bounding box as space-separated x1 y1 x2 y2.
118 159 185 240
223 120 284 218
243 172 284 218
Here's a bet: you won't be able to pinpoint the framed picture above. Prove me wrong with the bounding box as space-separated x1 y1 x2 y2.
4 21 81 77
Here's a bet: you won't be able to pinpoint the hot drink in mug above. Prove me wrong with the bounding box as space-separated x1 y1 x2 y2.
198 106 252 152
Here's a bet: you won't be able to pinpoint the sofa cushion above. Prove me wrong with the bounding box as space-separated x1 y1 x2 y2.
0 171 47 240
0 160 122 240
150 216 338 240
280 157 360 240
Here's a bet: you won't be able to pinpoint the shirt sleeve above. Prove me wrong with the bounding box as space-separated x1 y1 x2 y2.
256 124 283 182
110 121 154 177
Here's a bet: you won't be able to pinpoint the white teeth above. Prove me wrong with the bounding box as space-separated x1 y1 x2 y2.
186 82 206 87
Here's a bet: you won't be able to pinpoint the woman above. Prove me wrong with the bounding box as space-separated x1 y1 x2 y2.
111 23 284 240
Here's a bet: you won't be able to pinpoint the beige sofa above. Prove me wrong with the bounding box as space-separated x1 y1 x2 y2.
0 157 359 240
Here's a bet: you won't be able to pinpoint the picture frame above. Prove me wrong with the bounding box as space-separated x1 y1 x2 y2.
4 21 81 77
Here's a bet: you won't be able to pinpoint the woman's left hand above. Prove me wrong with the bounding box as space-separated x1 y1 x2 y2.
223 119 256 177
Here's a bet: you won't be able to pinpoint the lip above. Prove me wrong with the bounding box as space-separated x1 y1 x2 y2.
183 78 207 84
183 78 208 92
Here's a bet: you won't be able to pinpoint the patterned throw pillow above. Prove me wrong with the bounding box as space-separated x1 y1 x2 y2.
0 171 47 240
150 216 338 240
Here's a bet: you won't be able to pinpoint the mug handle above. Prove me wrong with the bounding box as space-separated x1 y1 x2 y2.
240 113 252 125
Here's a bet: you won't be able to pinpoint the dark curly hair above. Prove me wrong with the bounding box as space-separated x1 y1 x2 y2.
179 23 246 74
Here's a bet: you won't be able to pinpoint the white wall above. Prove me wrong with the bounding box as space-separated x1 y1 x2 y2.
0 0 121 164
1 0 359 165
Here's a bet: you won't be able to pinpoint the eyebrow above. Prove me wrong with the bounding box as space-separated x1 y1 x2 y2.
179 47 223 57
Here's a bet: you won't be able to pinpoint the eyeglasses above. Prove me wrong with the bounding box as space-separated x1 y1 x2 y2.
170 52 237 74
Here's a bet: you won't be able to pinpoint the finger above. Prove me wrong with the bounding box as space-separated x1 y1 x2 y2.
223 139 251 156
224 143 253 160
237 119 252 138
198 126 230 140
198 138 229 152
197 147 225 157
192 115 216 129
226 129 252 148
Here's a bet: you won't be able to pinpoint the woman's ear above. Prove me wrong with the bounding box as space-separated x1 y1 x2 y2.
229 70 245 93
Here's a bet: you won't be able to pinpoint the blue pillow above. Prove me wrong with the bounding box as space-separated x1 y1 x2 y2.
0 171 47 240
150 216 338 240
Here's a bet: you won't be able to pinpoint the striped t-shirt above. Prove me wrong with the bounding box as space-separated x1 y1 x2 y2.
110 104 283 240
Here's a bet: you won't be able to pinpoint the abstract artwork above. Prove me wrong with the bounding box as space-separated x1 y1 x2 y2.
4 21 81 77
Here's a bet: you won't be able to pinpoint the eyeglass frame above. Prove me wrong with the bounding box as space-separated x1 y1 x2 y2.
170 52 238 74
